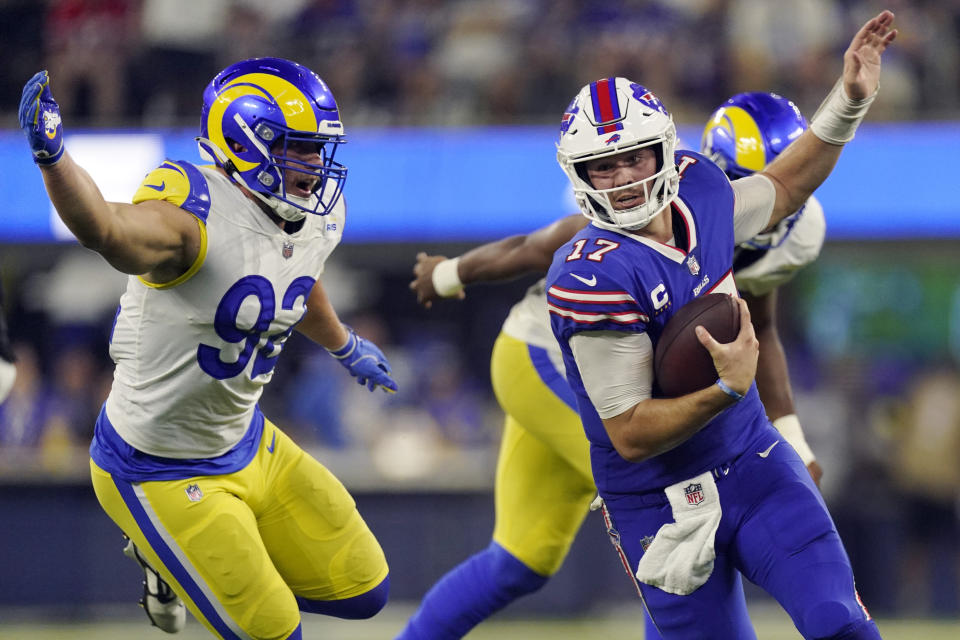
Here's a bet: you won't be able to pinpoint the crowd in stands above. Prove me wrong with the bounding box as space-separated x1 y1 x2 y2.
0 0 958 130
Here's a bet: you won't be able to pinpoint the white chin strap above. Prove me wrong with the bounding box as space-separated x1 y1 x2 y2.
595 162 679 231
579 178 665 231
254 190 311 222
585 199 667 233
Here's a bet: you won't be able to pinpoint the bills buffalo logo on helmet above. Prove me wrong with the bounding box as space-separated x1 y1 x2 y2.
629 84 668 115
560 102 580 136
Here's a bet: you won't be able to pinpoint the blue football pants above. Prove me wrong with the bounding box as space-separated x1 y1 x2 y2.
603 427 880 640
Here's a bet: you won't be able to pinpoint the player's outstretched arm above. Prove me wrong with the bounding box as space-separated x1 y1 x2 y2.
18 71 199 279
760 10 897 228
410 214 587 308
297 281 398 393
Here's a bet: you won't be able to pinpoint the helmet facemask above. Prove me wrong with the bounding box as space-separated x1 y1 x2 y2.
562 125 678 232
244 120 346 222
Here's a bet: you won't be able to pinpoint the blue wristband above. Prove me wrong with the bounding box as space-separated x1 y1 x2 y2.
715 378 744 401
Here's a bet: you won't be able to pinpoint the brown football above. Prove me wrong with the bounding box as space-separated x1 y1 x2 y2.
654 293 740 397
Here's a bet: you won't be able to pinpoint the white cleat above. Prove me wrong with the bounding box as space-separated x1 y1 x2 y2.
122 536 187 634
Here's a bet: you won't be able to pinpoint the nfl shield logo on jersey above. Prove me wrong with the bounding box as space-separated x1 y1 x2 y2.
185 483 203 502
686 254 700 276
282 241 294 259
684 482 704 505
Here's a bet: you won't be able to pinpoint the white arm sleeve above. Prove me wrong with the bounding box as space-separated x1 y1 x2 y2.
732 174 776 245
570 331 654 419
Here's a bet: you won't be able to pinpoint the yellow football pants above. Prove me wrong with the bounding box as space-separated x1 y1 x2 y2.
90 419 387 640
490 332 596 576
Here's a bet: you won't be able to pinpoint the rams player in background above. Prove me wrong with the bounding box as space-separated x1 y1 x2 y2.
701 91 825 487
19 58 397 640
402 46 878 640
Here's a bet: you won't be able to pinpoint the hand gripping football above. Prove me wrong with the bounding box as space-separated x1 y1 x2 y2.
654 293 740 397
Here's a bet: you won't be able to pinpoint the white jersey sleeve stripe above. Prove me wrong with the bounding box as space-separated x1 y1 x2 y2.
547 286 638 304
548 302 649 325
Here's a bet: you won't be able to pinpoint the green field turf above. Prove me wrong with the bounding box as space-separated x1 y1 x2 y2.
1 602 958 640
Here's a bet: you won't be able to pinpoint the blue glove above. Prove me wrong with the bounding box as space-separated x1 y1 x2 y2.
327 328 398 393
18 70 65 165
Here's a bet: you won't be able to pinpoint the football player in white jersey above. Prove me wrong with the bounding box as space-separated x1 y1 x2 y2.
399 18 890 634
19 58 397 640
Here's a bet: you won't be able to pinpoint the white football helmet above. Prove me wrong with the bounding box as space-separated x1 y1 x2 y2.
557 78 678 231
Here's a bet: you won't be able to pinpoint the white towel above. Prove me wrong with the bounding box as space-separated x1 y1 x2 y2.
635 471 722 595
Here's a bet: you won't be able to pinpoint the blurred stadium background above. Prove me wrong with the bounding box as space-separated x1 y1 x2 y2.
1 0 959 637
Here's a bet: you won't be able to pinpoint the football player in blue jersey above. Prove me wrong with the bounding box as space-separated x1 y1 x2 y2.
19 58 397 639
404 9 895 640
543 11 895 640
402 92 824 640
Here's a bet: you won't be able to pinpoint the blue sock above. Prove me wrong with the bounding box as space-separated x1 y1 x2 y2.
284 623 303 639
396 541 548 640
297 575 389 619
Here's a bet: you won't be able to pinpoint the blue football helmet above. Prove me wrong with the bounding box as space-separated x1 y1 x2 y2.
197 57 347 221
700 92 806 180
557 78 679 232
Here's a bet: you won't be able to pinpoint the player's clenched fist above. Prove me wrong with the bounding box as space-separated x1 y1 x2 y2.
18 70 65 166
695 297 758 397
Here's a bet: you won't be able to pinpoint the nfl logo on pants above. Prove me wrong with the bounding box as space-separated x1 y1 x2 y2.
684 483 704 505
185 483 203 502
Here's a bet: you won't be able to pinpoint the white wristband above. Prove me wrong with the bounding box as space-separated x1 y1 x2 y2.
810 78 877 145
772 413 816 466
0 359 16 404
431 257 464 297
